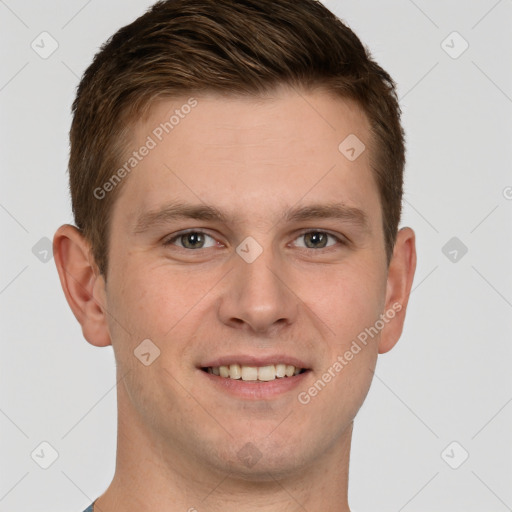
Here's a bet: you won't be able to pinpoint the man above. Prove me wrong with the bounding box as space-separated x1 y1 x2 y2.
53 0 416 510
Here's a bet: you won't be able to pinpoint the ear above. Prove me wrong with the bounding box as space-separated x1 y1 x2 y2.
53 224 111 347
378 227 417 354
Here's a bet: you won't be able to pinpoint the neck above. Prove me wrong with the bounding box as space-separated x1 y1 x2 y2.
94 385 352 512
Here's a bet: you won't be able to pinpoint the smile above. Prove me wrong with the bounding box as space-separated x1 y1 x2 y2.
203 364 305 381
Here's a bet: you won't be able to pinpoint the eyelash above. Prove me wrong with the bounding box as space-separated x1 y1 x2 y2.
163 230 219 249
162 230 347 250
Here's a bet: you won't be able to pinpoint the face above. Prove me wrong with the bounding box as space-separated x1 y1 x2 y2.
101 87 393 478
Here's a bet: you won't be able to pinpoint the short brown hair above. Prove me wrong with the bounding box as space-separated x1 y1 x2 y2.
69 0 405 276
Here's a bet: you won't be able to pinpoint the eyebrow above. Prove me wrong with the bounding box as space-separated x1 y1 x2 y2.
133 203 228 234
133 201 370 234
284 203 369 231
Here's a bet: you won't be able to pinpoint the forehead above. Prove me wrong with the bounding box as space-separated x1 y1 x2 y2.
112 87 380 227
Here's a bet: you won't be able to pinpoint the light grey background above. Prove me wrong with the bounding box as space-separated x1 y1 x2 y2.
1 1 511 511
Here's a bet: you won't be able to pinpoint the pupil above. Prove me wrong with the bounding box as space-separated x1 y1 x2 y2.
183 232 204 248
306 232 327 248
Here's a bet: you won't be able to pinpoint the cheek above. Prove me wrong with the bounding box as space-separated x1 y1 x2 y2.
298 260 387 344
106 253 221 350
307 264 384 414
108 252 171 322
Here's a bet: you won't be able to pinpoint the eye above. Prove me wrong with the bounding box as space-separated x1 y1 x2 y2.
293 231 340 249
165 231 218 249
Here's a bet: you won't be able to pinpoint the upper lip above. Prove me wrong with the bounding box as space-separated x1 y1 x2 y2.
200 354 310 369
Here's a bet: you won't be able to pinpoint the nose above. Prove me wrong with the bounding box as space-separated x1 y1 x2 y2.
217 246 298 335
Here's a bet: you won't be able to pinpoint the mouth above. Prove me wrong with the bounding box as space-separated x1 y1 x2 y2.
201 364 308 382
198 356 312 399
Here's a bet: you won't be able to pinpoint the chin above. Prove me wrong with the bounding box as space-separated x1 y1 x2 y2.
210 434 311 481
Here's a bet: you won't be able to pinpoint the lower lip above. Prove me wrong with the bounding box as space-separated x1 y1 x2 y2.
199 369 311 400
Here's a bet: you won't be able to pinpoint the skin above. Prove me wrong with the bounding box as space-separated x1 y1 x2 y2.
54 86 416 512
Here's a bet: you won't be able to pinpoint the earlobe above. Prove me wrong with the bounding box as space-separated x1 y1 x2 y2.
378 227 417 354
53 224 112 347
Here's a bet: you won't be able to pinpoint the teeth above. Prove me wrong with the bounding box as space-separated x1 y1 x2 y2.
206 364 304 381
241 366 258 381
275 364 286 378
229 364 241 379
258 365 276 381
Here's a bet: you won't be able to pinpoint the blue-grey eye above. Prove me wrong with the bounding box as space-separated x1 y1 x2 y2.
295 231 337 249
171 231 216 249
